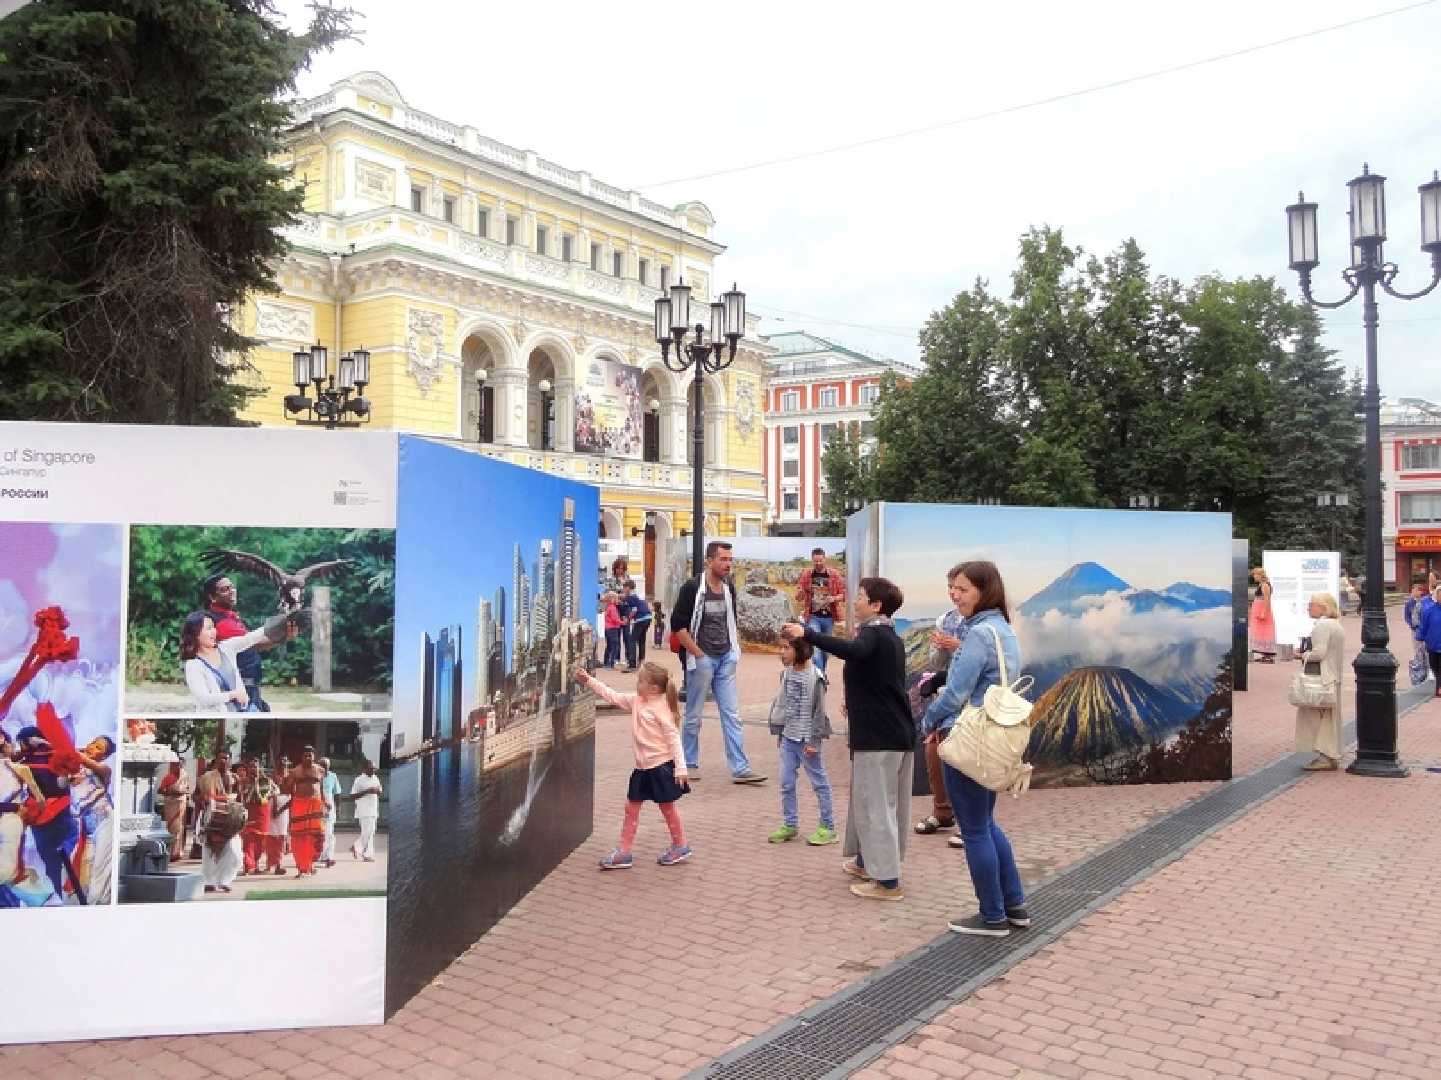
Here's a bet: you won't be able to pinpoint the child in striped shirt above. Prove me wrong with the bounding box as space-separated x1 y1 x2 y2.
766 637 836 846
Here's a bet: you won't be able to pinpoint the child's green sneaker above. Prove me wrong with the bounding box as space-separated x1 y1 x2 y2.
768 824 798 843
806 825 839 846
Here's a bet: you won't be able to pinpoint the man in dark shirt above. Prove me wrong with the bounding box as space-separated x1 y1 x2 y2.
203 572 292 713
796 547 847 673
783 575 913 901
669 541 766 784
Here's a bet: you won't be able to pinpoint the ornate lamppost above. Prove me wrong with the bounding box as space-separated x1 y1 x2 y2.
654 280 747 576
284 342 372 429
1286 165 1441 778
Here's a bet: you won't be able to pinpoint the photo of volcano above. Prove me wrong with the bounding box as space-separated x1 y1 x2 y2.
875 504 1233 787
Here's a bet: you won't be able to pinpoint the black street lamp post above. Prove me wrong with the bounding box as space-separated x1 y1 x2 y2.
654 280 746 577
284 343 372 429
1286 165 1441 778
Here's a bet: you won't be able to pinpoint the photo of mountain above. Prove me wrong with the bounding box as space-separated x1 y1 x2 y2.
874 504 1232 787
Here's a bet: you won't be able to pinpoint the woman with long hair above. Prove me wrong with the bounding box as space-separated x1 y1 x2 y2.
1249 567 1277 664
180 612 273 713
920 561 1028 936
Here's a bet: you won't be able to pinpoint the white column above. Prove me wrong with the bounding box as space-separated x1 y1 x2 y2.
705 405 728 470
492 369 529 448
553 378 575 452
662 396 688 464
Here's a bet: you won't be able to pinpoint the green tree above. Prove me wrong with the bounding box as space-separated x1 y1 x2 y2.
865 283 1020 505
819 423 871 533
833 226 1356 556
1261 307 1363 556
0 0 353 423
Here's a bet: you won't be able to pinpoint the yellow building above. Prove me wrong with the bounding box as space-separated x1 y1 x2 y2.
242 71 770 588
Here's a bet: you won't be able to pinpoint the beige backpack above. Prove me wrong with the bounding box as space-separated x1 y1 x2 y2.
937 624 1035 797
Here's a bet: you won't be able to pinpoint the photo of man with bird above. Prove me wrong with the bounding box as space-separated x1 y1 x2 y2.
125 526 395 716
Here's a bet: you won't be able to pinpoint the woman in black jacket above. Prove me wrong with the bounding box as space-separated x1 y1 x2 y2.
782 575 914 901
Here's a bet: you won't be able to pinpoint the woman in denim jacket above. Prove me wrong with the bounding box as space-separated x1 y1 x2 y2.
921 561 1028 937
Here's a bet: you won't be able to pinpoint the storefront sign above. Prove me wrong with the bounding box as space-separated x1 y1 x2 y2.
1397 533 1441 550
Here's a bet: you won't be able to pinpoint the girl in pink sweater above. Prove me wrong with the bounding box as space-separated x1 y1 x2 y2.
574 661 691 869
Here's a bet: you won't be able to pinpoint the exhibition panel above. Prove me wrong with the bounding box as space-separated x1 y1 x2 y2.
864 503 1235 787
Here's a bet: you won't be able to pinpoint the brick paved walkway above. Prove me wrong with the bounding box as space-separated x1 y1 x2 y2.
4 612 1433 1080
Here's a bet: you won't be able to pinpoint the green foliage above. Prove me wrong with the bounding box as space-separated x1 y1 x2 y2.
127 525 395 689
819 423 872 533
0 0 355 423
827 226 1361 556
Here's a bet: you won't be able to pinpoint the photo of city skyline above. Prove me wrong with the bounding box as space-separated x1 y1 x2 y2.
386 436 598 1015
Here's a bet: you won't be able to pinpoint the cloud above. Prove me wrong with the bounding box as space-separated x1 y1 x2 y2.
1017 593 1231 683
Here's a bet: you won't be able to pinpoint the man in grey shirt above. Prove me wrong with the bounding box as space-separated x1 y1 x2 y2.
670 541 766 784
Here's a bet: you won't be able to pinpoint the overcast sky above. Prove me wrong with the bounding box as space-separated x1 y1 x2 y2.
279 0 1441 401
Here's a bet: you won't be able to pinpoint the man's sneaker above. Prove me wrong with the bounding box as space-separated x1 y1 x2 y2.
806 825 839 846
686 768 699 781
598 850 633 871
657 844 692 866
948 914 1011 937
841 857 871 881
731 770 767 784
850 880 905 901
768 824 798 843
1005 906 1032 928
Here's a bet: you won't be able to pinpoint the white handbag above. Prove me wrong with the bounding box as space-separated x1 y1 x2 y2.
938 624 1036 797
1287 664 1336 709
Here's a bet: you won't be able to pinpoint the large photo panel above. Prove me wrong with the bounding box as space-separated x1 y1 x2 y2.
1 422 395 1043
878 503 1233 787
388 436 598 1015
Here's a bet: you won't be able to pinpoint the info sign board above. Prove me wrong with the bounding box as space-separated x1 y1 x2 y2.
1262 550 1341 647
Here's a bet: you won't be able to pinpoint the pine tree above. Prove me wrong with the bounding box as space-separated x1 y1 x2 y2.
0 0 354 423
1262 307 1363 556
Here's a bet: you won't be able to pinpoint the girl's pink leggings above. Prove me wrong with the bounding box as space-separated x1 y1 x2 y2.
619 799 685 853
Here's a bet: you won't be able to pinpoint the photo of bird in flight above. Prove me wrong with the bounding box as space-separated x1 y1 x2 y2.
200 549 352 616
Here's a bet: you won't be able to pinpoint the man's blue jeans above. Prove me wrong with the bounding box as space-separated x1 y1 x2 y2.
942 762 1025 924
683 649 750 776
806 615 835 671
779 736 834 828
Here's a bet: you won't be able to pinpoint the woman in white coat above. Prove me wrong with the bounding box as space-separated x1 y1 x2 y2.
180 611 274 713
1295 592 1345 771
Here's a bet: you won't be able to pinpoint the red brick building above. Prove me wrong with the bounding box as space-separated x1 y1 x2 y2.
760 332 920 536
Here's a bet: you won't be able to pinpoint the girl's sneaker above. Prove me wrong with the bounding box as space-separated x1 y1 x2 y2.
598 850 633 870
806 825 839 846
657 844 692 866
768 824 798 843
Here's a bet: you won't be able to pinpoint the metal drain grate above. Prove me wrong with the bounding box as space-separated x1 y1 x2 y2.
696 684 1436 1080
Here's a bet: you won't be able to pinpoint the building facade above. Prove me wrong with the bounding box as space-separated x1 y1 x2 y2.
760 331 920 536
1382 397 1441 587
244 72 770 591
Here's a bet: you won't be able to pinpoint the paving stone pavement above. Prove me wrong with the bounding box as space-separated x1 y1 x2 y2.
4 611 1432 1079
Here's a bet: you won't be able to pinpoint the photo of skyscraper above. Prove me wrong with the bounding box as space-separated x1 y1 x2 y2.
389 436 598 1015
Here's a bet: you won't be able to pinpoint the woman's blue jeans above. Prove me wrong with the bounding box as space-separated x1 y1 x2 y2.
942 761 1025 924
